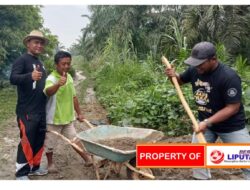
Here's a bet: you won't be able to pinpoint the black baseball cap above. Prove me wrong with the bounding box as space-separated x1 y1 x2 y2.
184 42 216 66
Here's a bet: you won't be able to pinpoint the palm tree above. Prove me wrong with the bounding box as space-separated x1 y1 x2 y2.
183 5 250 64
79 5 186 61
182 5 225 46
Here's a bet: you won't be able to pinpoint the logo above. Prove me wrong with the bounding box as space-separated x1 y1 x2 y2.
227 88 237 97
210 150 224 164
194 88 209 105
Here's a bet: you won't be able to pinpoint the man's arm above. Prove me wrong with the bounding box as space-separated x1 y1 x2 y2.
45 83 61 96
10 59 33 85
45 72 67 96
198 103 241 132
73 96 84 121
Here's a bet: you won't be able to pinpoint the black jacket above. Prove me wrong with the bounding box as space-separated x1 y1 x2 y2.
10 53 46 115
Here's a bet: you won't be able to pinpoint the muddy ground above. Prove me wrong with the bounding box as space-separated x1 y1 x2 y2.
0 71 245 180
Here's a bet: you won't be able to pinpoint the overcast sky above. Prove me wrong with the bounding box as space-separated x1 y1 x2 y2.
40 5 90 49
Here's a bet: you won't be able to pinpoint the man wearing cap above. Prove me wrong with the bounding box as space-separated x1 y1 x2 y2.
165 41 250 180
10 30 49 180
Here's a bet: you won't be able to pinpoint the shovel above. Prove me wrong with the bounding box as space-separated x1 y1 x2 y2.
162 56 206 143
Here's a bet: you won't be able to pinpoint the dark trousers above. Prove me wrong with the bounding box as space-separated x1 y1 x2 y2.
15 113 46 177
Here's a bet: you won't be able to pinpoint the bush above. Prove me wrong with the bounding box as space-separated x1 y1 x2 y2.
95 58 194 136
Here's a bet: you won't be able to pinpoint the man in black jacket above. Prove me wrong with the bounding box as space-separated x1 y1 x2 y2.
10 30 49 180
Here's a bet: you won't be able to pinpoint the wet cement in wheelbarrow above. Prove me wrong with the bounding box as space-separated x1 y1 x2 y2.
97 137 137 151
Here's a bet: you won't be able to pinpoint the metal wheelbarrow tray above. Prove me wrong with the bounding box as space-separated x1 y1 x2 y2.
77 125 164 163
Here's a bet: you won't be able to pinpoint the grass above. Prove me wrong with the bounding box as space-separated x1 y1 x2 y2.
0 87 17 126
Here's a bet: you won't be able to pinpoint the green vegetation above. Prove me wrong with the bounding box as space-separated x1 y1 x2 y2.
0 87 16 125
96 61 194 135
2 5 250 136
89 35 195 136
0 5 42 71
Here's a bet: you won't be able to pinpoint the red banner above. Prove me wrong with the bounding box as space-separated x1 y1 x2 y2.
136 144 205 168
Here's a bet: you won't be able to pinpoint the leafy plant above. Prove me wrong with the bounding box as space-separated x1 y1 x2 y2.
95 50 194 136
234 55 249 78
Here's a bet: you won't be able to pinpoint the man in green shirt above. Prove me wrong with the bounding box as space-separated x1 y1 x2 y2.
44 51 91 173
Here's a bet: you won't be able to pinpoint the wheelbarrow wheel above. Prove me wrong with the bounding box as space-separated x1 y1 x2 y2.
126 158 154 180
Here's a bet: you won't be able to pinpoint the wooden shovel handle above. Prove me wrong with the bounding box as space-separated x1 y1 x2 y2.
162 56 206 143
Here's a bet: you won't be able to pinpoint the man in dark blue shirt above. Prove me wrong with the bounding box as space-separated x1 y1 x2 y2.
10 30 49 180
165 41 250 180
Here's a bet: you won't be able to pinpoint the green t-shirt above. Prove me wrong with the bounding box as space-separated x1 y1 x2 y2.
44 70 76 125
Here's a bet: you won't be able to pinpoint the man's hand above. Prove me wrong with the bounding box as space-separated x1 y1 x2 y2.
165 66 177 78
58 72 67 86
77 114 85 122
194 121 207 133
32 65 42 81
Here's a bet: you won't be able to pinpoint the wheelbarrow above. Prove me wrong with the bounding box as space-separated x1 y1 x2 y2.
77 121 164 180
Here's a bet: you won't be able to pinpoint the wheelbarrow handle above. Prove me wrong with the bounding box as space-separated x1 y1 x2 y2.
125 162 155 179
83 119 95 129
47 130 85 153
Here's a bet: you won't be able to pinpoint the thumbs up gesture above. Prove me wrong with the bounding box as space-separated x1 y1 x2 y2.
58 72 67 86
32 64 42 81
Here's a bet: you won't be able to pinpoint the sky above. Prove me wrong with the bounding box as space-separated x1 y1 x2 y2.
40 5 90 49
